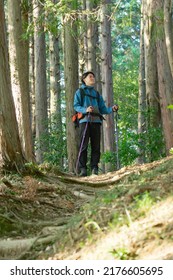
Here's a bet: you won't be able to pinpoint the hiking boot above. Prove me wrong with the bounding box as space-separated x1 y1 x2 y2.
91 168 98 175
79 168 87 177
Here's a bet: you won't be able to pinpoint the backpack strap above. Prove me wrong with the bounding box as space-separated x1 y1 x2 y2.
79 88 100 105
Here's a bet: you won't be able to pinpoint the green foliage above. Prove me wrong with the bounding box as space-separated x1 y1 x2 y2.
101 151 116 168
167 104 173 110
35 114 67 170
43 123 66 169
134 191 154 216
110 247 133 260
139 127 165 161
24 162 41 175
101 192 119 204
128 117 166 163
101 124 165 168
108 212 127 228
118 129 139 166
110 1 140 168
112 0 140 72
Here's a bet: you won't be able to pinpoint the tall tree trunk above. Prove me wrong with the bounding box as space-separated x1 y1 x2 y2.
143 0 160 129
64 5 79 173
100 0 115 172
29 4 36 139
49 34 61 118
82 0 87 74
33 0 48 163
86 0 97 73
155 0 173 154
30 35 36 139
138 0 147 164
142 0 162 162
49 0 61 120
8 0 34 162
157 42 173 154
49 31 63 166
164 0 173 77
0 0 25 170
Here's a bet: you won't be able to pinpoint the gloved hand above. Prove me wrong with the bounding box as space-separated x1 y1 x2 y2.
86 106 94 113
112 104 119 112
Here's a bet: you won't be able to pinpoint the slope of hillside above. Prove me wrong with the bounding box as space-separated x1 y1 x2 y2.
0 156 173 260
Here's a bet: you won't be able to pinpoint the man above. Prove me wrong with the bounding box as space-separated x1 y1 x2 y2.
74 71 118 176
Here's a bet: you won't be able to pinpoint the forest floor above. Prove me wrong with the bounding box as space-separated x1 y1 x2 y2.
0 156 173 260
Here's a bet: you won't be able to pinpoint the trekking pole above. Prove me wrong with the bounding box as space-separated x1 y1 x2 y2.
115 110 120 170
75 113 90 175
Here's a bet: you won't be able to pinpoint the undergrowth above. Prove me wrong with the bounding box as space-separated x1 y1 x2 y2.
1 157 173 260
49 157 173 260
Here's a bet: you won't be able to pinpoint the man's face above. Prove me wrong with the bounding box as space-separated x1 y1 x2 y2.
83 73 95 86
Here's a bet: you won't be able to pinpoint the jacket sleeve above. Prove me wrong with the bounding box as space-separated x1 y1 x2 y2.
98 95 113 114
74 89 87 114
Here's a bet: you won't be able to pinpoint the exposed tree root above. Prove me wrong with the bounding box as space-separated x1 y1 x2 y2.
55 157 172 187
0 232 59 260
0 213 70 227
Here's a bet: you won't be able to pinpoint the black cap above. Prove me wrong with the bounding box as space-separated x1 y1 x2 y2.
81 71 95 84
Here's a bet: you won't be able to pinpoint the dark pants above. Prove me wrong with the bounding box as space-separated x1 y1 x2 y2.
78 122 101 171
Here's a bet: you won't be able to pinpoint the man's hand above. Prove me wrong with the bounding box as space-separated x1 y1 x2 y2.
112 104 119 112
86 106 94 113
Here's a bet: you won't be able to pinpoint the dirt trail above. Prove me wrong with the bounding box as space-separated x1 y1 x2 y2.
0 156 173 260
57 197 173 260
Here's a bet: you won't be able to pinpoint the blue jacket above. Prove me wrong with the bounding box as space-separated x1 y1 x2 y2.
74 83 113 124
